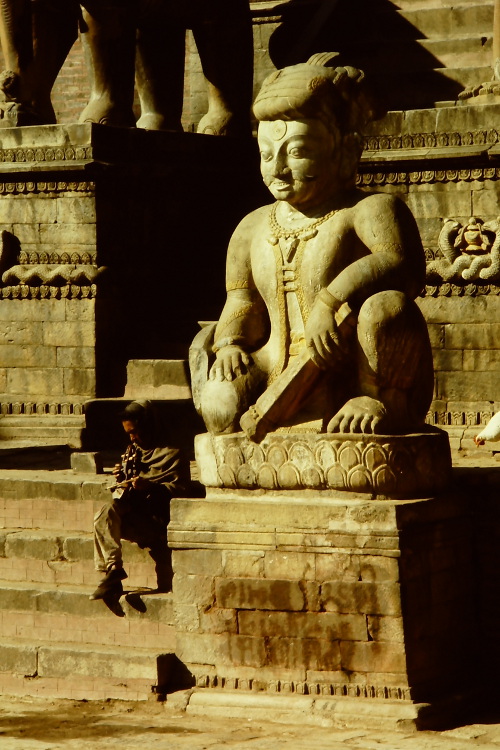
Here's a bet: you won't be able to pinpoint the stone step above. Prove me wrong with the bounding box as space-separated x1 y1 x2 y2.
0 469 109 532
387 4 493 40
124 359 192 401
0 579 175 651
390 0 491 10
0 529 163 589
0 637 176 701
349 36 493 74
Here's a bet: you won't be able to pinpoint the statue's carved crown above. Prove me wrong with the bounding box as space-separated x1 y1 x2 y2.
253 52 379 135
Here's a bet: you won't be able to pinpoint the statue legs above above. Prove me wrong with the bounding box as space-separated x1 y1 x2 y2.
0 0 78 124
79 1 136 127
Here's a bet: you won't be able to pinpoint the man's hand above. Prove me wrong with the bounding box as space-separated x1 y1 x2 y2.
131 476 152 491
209 345 251 382
305 295 343 369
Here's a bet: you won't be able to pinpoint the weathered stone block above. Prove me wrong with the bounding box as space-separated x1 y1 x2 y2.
367 616 405 643
427 324 444 349
0 196 57 224
39 223 96 245
340 641 407 674
64 299 96 321
62 535 94 561
174 603 201 633
315 553 361 582
216 578 306 612
56 347 95 368
445 324 500 350
0 299 65 322
173 573 215 607
418 296 500 325
200 608 238 635
63 368 96 396
360 555 400 583
56 196 96 224
176 632 266 668
431 349 463 371
321 582 402 616
172 549 223 577
436 371 500 401
0 642 37 676
463 350 500 372
6 367 63 396
5 531 61 560
222 551 265 578
0 344 56 368
0 322 44 346
70 452 103 474
266 637 341 671
43 321 95 347
406 187 472 220
238 611 367 641
263 551 315 581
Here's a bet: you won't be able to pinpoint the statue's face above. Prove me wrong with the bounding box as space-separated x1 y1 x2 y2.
258 118 339 210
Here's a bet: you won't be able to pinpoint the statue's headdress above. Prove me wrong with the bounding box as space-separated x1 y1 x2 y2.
253 52 376 136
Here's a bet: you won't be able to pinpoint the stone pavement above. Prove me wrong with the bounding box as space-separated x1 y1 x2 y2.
2 694 500 750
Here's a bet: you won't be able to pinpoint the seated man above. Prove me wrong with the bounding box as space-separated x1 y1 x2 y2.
192 53 434 441
90 400 188 601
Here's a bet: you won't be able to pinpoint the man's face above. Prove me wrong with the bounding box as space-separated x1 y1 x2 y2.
258 118 340 210
122 419 143 446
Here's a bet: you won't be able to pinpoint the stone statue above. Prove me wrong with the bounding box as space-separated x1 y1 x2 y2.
0 0 79 125
0 0 253 135
80 0 254 134
191 53 435 444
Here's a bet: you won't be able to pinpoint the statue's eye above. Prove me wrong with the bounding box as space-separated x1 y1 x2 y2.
288 147 306 158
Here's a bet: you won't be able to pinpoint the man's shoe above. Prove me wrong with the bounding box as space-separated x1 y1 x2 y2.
89 567 128 601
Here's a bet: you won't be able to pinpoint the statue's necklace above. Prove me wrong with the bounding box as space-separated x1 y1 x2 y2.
269 202 338 240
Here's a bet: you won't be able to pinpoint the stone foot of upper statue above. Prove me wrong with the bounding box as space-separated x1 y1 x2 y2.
79 99 136 128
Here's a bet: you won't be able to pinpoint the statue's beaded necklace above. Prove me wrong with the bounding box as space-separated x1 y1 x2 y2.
269 201 338 240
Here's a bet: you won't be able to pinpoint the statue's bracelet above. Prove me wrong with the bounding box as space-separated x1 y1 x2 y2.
318 288 342 310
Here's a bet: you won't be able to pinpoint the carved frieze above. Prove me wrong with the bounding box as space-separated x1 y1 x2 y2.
194 672 411 700
0 401 85 415
425 217 500 286
196 430 451 497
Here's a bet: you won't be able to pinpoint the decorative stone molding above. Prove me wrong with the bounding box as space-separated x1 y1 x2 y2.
18 251 97 265
421 283 500 297
363 129 500 152
357 167 500 188
0 284 98 299
0 401 85 416
195 430 451 496
194 673 411 701
0 146 92 164
0 181 94 195
2 264 106 286
426 410 496 427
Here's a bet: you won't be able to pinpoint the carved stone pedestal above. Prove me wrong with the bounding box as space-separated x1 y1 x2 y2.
169 482 474 728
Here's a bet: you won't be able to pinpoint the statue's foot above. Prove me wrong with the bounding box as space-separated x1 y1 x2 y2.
79 100 135 128
197 111 250 138
327 396 390 435
136 112 182 132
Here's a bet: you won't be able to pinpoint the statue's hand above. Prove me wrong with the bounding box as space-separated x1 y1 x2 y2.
210 345 251 382
305 296 343 369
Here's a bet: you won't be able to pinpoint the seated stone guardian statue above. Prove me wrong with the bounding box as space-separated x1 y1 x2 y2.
190 53 435 447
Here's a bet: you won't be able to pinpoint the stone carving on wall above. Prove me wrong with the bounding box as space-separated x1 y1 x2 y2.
426 217 500 285
0 230 106 299
0 0 253 134
190 53 445 491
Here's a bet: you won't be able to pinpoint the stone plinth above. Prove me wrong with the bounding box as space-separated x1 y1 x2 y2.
195 430 452 498
169 487 474 725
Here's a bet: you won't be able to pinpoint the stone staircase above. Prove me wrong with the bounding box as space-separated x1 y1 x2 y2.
318 0 495 110
0 464 178 701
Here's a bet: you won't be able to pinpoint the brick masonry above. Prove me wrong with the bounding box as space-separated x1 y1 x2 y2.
169 489 474 703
